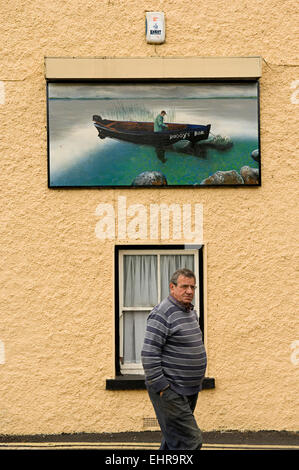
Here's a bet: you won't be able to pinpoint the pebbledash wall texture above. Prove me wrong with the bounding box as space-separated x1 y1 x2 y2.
0 0 298 435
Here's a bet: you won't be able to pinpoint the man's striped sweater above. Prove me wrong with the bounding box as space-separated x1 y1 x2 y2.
141 295 207 396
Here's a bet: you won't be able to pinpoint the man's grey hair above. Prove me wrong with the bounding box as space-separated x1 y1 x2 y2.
170 268 196 285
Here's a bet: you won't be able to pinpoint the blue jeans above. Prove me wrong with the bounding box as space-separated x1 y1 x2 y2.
147 386 202 450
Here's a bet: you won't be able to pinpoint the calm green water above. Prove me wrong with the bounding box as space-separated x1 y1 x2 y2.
48 90 259 187
51 136 258 186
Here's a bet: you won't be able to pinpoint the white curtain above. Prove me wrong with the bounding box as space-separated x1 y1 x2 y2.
123 310 148 363
122 253 195 364
123 255 158 307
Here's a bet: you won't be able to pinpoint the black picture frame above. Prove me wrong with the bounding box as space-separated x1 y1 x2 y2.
46 79 261 188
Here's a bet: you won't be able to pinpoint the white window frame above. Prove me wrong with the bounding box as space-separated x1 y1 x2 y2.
118 248 200 375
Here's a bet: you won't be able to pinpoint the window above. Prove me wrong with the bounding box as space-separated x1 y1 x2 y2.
114 245 204 376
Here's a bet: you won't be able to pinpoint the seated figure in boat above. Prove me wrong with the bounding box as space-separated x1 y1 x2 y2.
154 110 168 132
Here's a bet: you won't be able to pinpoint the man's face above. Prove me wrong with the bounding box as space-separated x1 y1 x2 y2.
170 275 196 305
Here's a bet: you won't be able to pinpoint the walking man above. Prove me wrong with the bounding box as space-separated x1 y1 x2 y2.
141 268 207 450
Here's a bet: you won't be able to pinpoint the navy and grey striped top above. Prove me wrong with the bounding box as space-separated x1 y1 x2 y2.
141 295 207 396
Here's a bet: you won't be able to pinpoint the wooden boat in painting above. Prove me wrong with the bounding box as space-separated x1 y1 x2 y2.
93 115 211 147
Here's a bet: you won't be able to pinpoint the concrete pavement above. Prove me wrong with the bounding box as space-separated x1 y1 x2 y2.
0 431 298 451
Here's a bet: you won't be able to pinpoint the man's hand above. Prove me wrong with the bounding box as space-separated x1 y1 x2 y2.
159 385 170 397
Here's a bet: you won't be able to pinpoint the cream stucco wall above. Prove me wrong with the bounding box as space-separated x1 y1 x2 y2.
0 0 298 434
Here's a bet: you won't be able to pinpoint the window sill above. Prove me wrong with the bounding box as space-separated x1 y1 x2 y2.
106 375 215 390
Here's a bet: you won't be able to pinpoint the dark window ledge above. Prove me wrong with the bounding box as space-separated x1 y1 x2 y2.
106 376 215 390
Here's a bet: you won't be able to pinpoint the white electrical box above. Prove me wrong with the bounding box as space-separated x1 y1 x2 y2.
146 12 165 44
